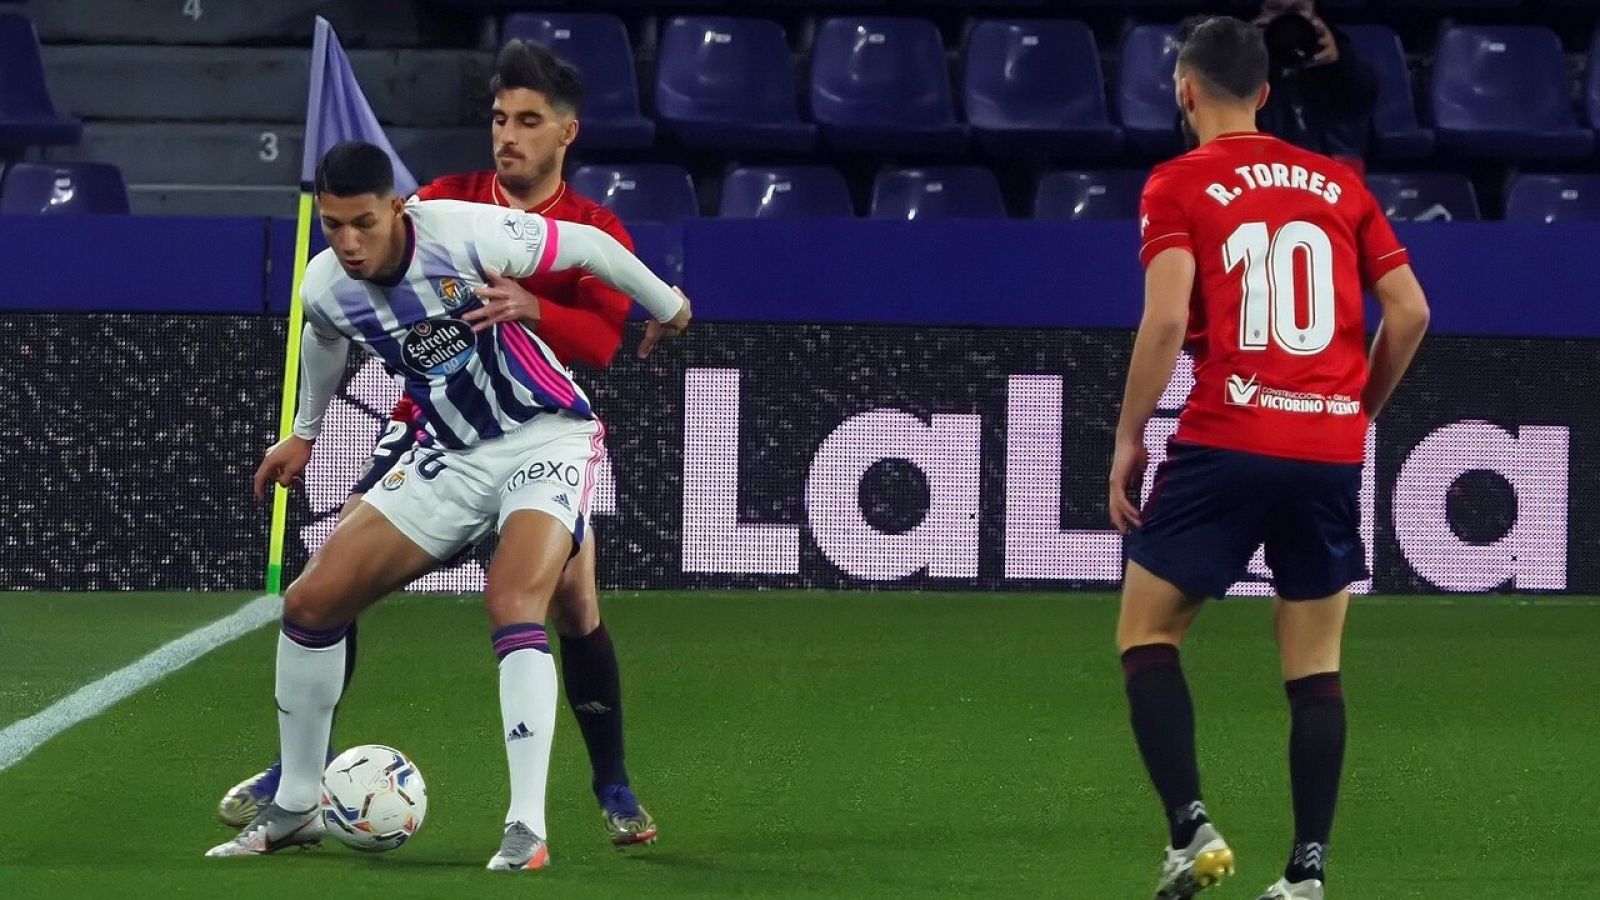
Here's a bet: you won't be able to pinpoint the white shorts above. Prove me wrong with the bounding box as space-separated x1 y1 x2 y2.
362 414 606 561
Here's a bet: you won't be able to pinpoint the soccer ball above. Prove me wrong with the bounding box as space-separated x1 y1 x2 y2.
320 744 429 852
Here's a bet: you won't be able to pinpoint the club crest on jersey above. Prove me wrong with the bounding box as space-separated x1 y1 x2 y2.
401 318 475 377
381 469 406 491
431 277 474 309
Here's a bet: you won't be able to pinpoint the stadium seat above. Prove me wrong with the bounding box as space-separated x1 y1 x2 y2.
1586 27 1600 130
501 13 656 150
1342 25 1434 160
570 164 699 221
962 19 1122 158
1366 173 1480 222
809 17 967 154
869 167 1006 220
719 166 854 218
0 13 82 153
1505 174 1600 223
1033 170 1146 221
1430 26 1593 161
654 17 816 153
1115 25 1183 157
0 162 129 215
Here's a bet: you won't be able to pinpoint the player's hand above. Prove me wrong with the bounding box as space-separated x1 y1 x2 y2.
463 270 540 333
254 436 315 499
1107 433 1149 534
1310 18 1339 65
638 287 692 359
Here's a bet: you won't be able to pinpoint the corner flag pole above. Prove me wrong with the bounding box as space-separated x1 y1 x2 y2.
266 16 421 594
266 188 315 595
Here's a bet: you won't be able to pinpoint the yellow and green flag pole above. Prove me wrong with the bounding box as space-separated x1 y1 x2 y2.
265 188 316 595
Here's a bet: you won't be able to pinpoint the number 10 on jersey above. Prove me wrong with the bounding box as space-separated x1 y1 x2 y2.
1224 221 1335 356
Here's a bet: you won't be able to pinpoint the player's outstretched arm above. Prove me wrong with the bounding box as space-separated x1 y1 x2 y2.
1109 247 1195 533
1363 264 1430 420
253 323 349 499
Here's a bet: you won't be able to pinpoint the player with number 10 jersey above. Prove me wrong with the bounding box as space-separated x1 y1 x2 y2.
1138 132 1409 465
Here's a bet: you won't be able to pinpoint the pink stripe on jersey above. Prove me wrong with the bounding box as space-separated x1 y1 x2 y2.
501 324 577 406
535 218 561 275
577 418 607 517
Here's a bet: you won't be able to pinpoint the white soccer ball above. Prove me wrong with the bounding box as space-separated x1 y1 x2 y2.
320 744 429 852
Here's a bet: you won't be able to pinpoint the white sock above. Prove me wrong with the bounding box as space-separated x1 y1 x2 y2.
499 646 558 839
273 627 346 812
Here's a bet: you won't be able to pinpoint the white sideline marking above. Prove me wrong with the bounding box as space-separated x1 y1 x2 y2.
0 593 281 773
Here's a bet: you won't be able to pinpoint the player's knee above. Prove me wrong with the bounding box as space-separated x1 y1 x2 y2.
483 582 554 626
550 588 600 638
283 578 348 632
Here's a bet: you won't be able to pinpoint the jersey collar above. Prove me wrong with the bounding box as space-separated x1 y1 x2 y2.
492 175 566 214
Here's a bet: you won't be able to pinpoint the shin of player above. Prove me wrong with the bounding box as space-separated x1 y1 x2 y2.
1108 17 1427 900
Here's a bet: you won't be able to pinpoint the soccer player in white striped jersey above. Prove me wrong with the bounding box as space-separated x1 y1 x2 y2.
205 141 690 871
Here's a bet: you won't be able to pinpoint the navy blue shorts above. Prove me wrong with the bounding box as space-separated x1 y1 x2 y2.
1123 442 1367 601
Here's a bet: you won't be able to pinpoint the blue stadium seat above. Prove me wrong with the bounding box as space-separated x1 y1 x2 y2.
0 14 82 153
1506 174 1600 223
1586 28 1600 130
1430 26 1593 161
869 167 1006 220
655 17 815 153
569 164 698 222
501 13 655 150
0 162 128 214
809 17 967 154
1115 25 1182 157
963 20 1121 158
1343 25 1433 160
1366 173 1480 222
1033 170 1146 221
719 166 854 219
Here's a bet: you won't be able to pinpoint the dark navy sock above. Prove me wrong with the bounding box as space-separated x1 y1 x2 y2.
559 622 629 796
1285 672 1345 884
1123 643 1208 848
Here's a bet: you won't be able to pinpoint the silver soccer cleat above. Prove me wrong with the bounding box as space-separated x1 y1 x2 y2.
486 821 550 872
1153 822 1236 899
1258 877 1324 899
205 803 322 858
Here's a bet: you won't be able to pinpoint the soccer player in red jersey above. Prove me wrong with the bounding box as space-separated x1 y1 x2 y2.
1106 18 1430 900
218 40 659 850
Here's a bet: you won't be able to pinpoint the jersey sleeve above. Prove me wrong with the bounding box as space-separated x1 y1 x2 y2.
1138 168 1195 268
473 207 557 279
1355 188 1411 287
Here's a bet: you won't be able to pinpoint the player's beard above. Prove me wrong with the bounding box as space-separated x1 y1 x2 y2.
1178 109 1201 151
498 155 558 198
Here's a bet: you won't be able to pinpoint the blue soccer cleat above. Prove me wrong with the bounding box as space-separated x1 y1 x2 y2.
598 783 657 849
217 762 282 828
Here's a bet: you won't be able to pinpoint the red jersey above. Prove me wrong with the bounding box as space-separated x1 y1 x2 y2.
382 172 633 425
1138 133 1410 464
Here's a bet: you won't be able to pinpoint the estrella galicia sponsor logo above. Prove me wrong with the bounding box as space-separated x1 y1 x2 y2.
401 318 475 377
430 276 474 309
503 458 582 494
1225 373 1260 406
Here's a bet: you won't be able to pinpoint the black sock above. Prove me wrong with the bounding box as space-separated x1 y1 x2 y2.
1123 643 1208 848
559 622 629 796
1284 672 1345 884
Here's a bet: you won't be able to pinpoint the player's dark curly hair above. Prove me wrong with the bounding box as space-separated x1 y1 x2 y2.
314 141 395 197
491 39 585 115
1177 15 1269 101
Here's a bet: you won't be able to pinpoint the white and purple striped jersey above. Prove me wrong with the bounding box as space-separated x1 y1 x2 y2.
292 197 683 450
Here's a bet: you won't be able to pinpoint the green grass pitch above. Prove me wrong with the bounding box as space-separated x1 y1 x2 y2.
1 590 1597 898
